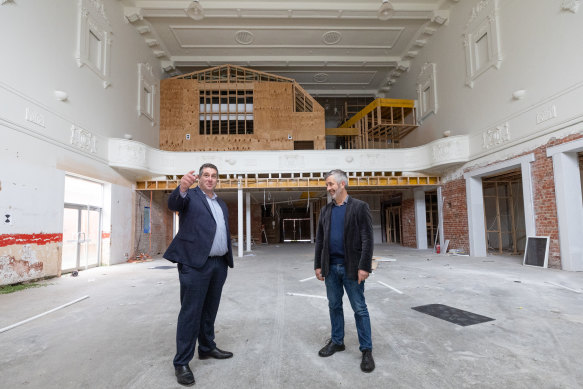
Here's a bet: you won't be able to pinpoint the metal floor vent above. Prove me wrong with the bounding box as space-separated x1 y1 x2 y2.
412 304 495 326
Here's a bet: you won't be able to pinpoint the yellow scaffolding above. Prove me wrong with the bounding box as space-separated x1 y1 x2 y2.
335 98 418 149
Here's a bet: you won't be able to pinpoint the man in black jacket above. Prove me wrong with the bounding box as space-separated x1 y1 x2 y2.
314 169 375 373
164 163 234 386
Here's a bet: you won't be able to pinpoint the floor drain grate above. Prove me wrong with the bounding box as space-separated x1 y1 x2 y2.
412 304 495 326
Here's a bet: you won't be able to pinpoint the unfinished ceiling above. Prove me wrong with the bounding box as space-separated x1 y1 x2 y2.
121 0 455 97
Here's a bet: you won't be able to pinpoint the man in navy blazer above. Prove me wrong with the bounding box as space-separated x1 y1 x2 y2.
164 163 234 387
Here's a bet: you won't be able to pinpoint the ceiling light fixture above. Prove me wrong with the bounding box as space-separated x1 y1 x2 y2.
378 0 395 21
185 0 204 21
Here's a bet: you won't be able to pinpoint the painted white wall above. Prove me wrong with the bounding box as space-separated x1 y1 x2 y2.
109 183 135 265
0 0 161 280
0 0 161 145
389 0 583 150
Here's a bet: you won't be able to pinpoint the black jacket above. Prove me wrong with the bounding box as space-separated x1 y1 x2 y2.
314 196 374 280
163 186 234 269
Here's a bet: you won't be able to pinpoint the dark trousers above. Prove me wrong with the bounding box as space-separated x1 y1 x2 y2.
173 256 228 367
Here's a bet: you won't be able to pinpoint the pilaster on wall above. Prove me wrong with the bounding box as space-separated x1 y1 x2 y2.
547 137 583 271
441 178 470 254
414 189 428 249
531 134 583 268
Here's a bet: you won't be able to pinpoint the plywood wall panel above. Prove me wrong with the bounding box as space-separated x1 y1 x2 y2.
160 77 324 152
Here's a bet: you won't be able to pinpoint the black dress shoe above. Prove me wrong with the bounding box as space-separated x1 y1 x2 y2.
175 365 195 386
198 347 233 360
318 339 345 357
360 349 375 372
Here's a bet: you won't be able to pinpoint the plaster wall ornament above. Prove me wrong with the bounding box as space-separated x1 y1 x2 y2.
70 125 97 153
482 122 510 149
536 104 558 124
76 0 112 88
114 141 146 165
432 141 453 164
416 63 438 122
562 0 580 13
138 62 157 124
463 0 502 87
25 108 46 127
466 0 493 29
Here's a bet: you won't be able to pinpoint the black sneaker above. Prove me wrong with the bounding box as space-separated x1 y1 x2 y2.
318 339 345 357
360 349 375 372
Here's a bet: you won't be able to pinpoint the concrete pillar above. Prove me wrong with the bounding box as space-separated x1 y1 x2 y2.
465 176 487 257
414 189 428 249
550 151 583 270
309 201 314 243
246 192 251 252
520 159 536 238
237 179 243 258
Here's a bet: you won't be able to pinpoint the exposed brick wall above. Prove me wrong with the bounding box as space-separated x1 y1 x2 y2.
441 178 470 254
449 133 583 268
530 134 583 268
401 198 416 247
135 191 174 257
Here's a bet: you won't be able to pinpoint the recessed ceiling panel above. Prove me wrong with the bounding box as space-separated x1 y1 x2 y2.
273 70 377 85
170 26 403 49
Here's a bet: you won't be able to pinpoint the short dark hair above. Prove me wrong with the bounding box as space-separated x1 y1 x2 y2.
325 169 348 188
199 163 219 176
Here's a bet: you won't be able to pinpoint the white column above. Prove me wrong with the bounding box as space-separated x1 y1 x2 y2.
309 201 314 243
465 175 487 257
414 189 428 249
237 179 243 258
550 152 583 270
246 192 251 252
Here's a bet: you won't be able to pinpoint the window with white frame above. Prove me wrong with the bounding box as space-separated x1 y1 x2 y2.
138 63 157 124
417 63 437 122
76 0 112 88
463 0 502 88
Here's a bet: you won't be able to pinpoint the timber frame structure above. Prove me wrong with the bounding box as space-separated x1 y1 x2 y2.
160 64 325 152
136 172 440 191
326 98 419 149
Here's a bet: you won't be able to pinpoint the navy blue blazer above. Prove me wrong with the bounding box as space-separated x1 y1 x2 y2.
163 186 234 269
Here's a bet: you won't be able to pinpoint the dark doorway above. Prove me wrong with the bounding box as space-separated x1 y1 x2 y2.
381 197 402 244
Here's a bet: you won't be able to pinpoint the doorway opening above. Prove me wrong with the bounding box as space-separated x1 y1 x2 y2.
279 206 311 242
62 175 103 272
382 197 402 244
482 169 526 255
425 191 438 248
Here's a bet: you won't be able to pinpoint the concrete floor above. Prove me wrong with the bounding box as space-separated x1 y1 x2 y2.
1 244 582 389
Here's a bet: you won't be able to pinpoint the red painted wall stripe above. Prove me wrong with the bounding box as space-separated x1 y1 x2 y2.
0 233 63 247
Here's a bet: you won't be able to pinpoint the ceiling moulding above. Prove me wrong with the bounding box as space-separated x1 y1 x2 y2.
431 10 449 25
136 4 437 21
124 7 142 23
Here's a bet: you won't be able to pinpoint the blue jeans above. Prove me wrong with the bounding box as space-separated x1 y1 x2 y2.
325 264 372 351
